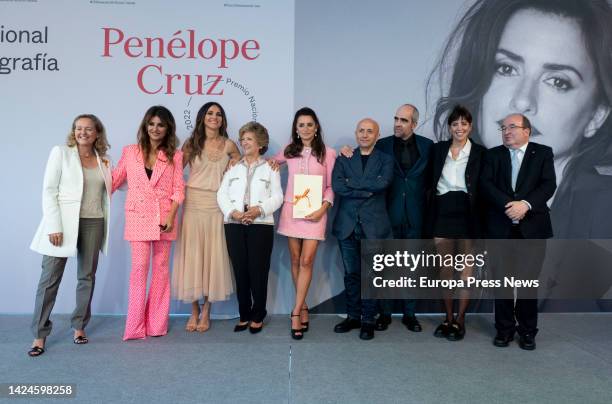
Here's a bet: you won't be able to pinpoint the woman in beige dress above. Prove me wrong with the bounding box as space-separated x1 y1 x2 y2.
172 102 240 332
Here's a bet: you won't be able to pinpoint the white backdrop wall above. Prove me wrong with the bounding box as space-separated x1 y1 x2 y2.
1 0 298 315
4 0 609 315
2 0 463 316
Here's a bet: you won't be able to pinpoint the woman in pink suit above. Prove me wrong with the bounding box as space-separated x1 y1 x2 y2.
274 107 336 339
112 105 185 340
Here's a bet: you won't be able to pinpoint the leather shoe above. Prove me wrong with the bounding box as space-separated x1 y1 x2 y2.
493 333 514 347
375 314 392 331
518 334 536 350
401 315 422 332
359 323 375 340
334 318 361 333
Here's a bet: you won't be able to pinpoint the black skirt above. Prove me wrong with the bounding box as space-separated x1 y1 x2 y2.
432 191 470 239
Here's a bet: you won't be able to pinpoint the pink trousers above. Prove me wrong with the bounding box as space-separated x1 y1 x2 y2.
123 240 171 340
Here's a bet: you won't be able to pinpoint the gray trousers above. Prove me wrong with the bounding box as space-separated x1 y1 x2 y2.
31 217 105 338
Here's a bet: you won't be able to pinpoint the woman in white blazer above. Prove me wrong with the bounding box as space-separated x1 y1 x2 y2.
217 122 283 333
28 114 112 357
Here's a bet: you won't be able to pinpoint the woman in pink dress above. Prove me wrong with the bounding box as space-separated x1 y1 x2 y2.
112 105 185 340
275 107 336 339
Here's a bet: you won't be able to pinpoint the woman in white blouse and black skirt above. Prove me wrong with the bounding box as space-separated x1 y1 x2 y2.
425 105 486 341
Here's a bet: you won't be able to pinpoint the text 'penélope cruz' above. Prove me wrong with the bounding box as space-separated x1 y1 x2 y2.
0 25 262 96
101 28 261 95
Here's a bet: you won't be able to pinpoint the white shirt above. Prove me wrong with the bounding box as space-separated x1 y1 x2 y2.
437 139 472 195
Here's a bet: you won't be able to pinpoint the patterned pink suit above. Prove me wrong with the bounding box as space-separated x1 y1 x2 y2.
112 144 185 340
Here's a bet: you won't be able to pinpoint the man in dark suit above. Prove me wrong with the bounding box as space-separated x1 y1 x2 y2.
374 104 433 332
332 118 394 340
480 113 556 350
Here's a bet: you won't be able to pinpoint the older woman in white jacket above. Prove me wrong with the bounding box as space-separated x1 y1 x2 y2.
28 114 111 357
217 121 283 333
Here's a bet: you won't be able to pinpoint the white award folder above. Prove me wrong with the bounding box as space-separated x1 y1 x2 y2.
292 174 323 219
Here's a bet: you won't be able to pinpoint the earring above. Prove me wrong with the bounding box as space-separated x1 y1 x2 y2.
297 133 300 139
584 126 598 138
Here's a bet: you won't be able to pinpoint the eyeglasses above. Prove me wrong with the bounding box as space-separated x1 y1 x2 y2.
498 124 525 132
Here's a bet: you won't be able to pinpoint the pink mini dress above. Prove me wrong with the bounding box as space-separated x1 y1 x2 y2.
275 145 336 241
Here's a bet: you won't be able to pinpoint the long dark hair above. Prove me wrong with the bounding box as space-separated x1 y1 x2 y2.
427 0 611 144
284 107 326 164
183 102 229 165
137 105 179 163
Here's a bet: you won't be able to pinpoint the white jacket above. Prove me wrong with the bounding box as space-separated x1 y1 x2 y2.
30 145 112 257
217 159 283 225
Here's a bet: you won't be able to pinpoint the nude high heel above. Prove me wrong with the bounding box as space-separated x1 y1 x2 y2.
196 301 210 332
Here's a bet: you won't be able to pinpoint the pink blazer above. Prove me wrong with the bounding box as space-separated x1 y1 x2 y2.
274 145 335 205
112 144 185 241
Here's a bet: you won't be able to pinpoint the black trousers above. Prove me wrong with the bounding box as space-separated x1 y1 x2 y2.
224 223 274 323
378 224 418 316
337 224 377 324
494 225 546 337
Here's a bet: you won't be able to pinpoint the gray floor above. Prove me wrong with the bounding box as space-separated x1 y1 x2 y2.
1 314 611 404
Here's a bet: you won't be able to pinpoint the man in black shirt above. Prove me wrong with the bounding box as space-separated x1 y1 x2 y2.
374 104 433 332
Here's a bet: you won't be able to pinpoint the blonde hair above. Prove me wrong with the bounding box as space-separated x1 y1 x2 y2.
66 114 110 156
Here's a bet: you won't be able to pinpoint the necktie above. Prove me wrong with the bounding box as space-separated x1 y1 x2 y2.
511 149 519 190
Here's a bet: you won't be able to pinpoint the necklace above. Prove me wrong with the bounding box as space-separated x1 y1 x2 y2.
78 145 94 158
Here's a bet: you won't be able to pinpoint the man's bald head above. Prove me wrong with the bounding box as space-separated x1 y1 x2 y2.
355 118 380 154
356 118 380 134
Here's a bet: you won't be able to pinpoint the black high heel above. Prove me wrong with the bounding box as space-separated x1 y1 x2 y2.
433 320 451 338
233 322 249 332
301 306 309 332
249 321 264 334
290 313 303 340
446 321 465 341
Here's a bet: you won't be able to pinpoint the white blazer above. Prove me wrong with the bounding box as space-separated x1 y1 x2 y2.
217 159 283 225
30 145 112 257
